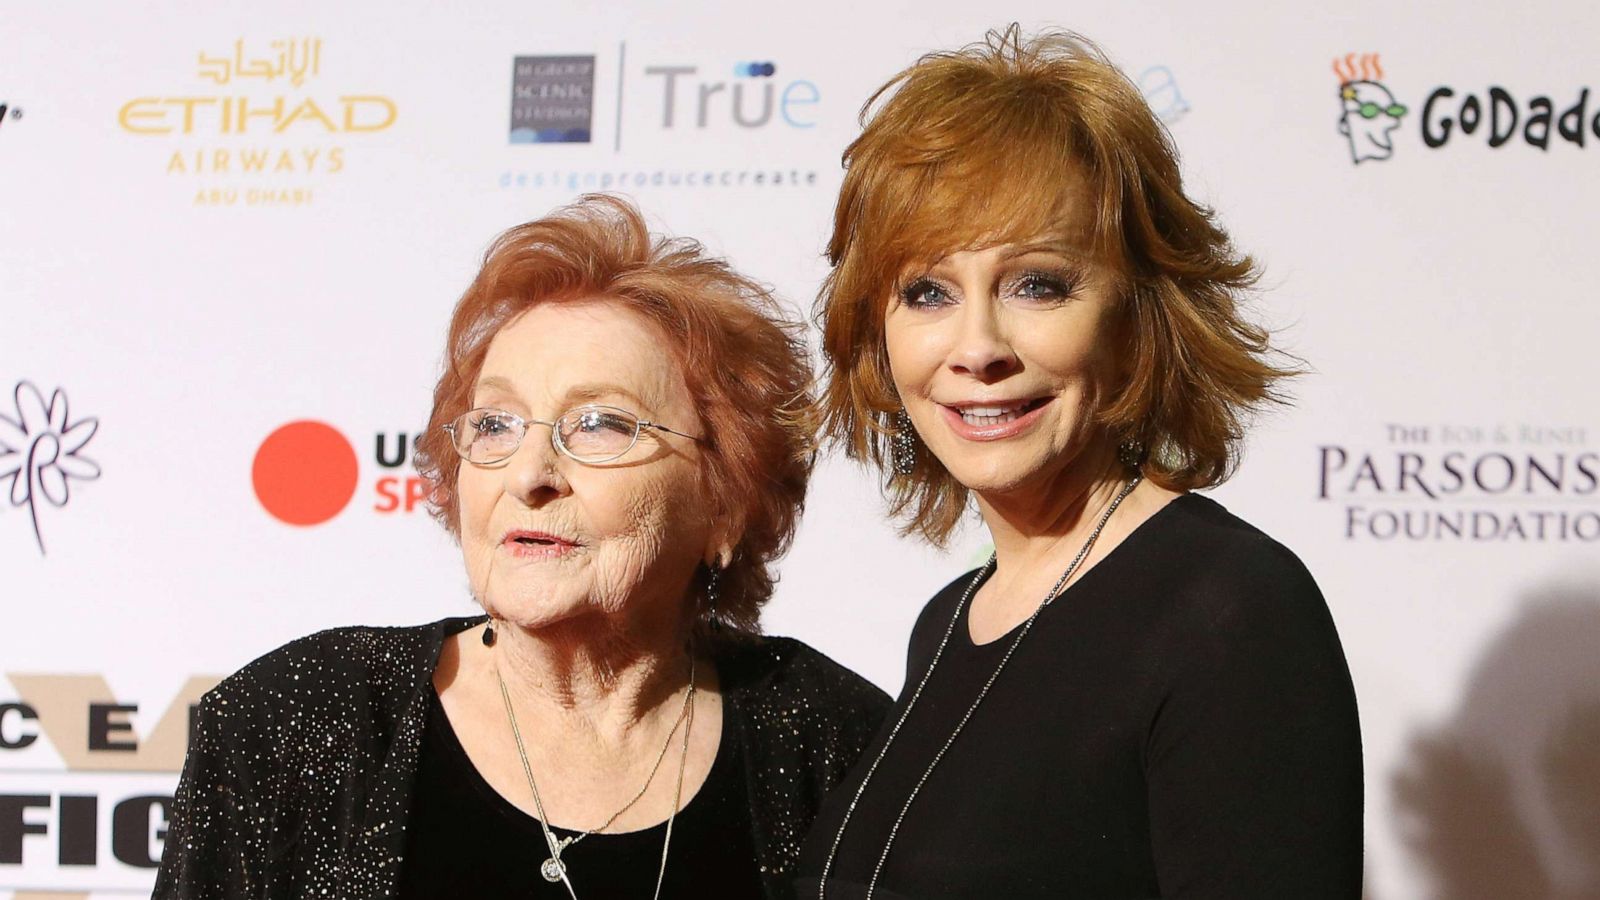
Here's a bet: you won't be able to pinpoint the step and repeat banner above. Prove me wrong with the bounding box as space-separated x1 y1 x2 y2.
3 2 1598 898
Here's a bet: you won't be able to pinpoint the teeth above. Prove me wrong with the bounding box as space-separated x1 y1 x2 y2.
959 402 1030 426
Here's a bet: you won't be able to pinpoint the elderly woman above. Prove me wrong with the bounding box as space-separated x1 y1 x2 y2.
155 195 890 900
797 27 1363 900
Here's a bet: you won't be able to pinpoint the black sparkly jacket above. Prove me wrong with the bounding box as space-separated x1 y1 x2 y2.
153 617 891 900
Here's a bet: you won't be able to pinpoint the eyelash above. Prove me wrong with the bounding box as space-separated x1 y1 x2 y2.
896 269 1081 309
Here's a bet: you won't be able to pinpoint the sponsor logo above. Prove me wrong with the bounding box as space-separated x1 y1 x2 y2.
1335 53 1407 164
1334 51 1600 163
118 37 398 207
0 674 218 890
1318 423 1600 541
0 382 100 555
0 101 22 132
510 55 595 143
1138 66 1191 125
251 420 427 526
501 45 825 192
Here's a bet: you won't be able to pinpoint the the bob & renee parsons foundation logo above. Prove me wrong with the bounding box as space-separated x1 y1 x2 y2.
0 672 220 891
251 419 429 526
1318 423 1600 541
1334 51 1600 164
118 37 398 208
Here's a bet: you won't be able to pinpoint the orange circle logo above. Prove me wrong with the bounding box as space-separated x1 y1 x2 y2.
251 420 359 526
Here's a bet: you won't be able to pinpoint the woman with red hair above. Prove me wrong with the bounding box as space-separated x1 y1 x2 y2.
799 26 1363 899
156 195 889 900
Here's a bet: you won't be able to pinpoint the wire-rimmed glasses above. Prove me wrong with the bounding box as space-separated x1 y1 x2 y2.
442 404 703 465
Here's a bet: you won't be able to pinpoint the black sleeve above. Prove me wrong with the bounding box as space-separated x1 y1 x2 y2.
1144 543 1364 898
151 691 267 899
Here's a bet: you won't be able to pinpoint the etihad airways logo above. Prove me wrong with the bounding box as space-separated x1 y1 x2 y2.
118 37 398 207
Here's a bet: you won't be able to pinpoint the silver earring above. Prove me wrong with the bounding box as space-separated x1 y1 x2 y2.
892 409 917 477
1117 438 1148 470
706 564 723 631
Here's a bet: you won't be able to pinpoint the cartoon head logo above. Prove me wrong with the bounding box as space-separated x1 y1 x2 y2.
0 381 100 554
1334 53 1407 164
251 420 358 525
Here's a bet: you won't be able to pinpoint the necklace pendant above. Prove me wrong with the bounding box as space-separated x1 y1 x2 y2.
540 856 566 882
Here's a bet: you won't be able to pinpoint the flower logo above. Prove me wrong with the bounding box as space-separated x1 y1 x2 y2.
0 381 101 554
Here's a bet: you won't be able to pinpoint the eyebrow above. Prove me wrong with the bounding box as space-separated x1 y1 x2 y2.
471 376 653 412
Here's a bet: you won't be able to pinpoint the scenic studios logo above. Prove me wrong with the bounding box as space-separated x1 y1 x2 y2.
0 382 100 555
1335 51 1600 164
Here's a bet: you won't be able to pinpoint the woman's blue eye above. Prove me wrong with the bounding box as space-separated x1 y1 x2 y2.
1014 271 1077 301
899 278 952 308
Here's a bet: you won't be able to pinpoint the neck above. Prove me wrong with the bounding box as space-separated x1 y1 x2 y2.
975 441 1131 576
493 609 692 745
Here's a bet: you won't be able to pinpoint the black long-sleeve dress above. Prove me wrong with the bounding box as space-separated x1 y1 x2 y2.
797 494 1364 899
154 617 890 900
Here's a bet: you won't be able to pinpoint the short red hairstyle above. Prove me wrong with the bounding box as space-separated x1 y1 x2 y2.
414 194 813 641
818 26 1298 544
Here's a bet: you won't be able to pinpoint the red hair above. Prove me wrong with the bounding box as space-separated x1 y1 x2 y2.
414 194 813 641
818 26 1298 544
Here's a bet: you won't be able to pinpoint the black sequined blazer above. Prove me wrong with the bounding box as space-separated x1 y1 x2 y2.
153 616 891 900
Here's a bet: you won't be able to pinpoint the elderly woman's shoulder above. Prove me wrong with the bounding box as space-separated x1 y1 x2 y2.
199 617 466 717
717 634 891 725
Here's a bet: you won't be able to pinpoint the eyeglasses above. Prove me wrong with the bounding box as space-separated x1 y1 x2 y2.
443 404 703 465
1356 101 1407 119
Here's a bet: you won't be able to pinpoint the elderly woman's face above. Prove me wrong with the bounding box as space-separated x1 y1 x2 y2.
457 300 715 632
883 240 1121 498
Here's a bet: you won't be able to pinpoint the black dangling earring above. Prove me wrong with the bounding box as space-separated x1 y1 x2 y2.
892 408 917 477
706 565 723 632
481 618 497 647
1117 438 1148 470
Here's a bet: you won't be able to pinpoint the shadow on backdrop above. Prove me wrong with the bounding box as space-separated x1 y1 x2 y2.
1386 586 1600 900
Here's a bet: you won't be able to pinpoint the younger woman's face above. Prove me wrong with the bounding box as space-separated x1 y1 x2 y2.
883 240 1122 500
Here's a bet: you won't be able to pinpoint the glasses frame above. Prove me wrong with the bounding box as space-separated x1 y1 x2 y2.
443 403 703 466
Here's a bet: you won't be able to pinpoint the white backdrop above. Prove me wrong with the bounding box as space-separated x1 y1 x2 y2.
4 2 1599 898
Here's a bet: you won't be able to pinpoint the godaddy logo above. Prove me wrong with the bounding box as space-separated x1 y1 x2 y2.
1334 53 1406 164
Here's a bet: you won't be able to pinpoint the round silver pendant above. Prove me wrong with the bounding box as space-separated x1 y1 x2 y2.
540 856 566 883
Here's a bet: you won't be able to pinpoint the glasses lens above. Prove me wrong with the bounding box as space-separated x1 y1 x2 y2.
456 410 522 462
1359 102 1381 119
1387 104 1407 118
558 407 639 461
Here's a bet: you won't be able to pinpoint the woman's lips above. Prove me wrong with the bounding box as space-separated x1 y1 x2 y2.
937 397 1051 442
500 530 579 559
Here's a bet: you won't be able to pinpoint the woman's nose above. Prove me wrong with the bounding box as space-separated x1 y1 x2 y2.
503 426 570 504
947 297 1019 381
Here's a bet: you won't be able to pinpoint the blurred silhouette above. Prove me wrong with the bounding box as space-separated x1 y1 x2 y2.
1391 588 1600 900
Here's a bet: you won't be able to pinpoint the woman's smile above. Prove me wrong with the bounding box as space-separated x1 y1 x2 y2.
937 397 1053 441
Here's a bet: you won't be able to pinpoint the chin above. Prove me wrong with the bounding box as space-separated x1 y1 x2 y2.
484 584 589 628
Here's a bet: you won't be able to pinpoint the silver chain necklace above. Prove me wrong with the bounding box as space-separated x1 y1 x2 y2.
495 655 696 900
819 474 1142 900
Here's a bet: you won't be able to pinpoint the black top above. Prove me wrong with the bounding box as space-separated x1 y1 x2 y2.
398 687 764 898
796 494 1363 899
154 617 891 900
